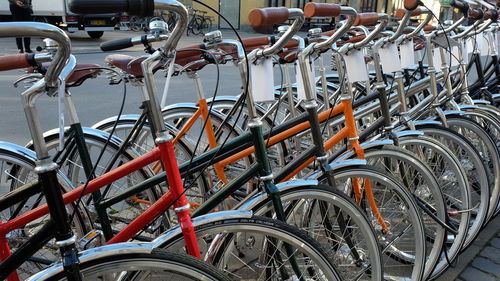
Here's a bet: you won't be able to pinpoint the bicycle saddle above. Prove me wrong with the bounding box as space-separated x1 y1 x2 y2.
104 54 152 77
28 63 102 87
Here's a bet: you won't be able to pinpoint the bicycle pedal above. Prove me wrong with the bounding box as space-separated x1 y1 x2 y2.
78 230 104 250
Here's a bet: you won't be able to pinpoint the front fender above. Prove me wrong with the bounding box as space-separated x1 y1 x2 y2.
235 180 319 212
151 211 253 249
27 243 155 281
335 140 394 161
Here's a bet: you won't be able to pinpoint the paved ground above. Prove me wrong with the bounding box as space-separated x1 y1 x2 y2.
437 215 500 281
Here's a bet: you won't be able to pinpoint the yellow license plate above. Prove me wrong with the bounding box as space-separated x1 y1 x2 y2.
91 20 106 25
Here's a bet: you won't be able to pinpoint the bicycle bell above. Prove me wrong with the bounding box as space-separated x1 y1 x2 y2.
149 18 169 35
308 28 322 39
278 25 290 36
203 30 222 44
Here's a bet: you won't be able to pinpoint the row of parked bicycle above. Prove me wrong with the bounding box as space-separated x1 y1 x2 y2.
0 0 498 280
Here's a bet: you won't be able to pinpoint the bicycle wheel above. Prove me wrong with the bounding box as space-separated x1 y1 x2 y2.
26 129 172 236
0 145 91 280
418 124 490 249
192 16 205 35
359 145 446 279
30 246 233 281
157 215 341 280
396 134 471 279
462 106 500 150
316 165 426 281
199 17 212 34
248 184 383 281
446 115 500 222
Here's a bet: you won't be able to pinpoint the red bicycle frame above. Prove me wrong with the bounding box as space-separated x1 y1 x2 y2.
0 139 201 280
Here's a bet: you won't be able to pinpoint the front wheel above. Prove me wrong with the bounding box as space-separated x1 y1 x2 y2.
158 215 341 281
33 248 233 281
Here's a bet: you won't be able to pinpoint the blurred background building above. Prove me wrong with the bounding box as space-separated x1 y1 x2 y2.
180 0 496 31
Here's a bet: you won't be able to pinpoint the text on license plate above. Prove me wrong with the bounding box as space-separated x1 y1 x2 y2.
91 20 106 25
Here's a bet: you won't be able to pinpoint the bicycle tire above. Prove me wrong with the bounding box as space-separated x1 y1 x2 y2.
417 124 490 250
360 145 446 279
30 247 233 281
0 146 91 280
157 215 342 281
248 184 383 281
446 115 500 222
315 165 426 281
396 134 471 279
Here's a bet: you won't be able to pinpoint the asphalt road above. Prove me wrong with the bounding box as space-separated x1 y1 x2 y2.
0 30 247 145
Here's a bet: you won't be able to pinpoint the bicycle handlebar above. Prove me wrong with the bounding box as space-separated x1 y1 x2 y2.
303 3 341 18
484 9 498 21
354 13 382 26
100 34 169 51
469 8 484 20
404 0 420 11
101 37 134 51
69 0 154 17
0 54 33 71
0 53 52 71
0 22 70 87
450 0 469 15
248 7 290 27
395 8 422 20
249 7 304 57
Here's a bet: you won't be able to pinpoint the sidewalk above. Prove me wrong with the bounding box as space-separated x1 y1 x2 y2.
437 215 500 280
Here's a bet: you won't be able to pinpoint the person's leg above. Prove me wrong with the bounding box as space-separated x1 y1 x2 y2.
15 38 23 52
19 8 33 52
9 4 24 52
23 37 31 52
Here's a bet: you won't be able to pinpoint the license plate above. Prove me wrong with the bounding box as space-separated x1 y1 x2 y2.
90 20 106 25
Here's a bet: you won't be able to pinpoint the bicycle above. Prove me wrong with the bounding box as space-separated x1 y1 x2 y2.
186 7 212 36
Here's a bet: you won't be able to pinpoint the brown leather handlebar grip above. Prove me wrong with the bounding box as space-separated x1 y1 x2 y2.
242 36 271 48
304 3 341 18
423 25 436 32
483 9 498 21
469 8 484 20
404 0 420 11
0 53 30 71
354 13 379 26
249 7 289 27
395 8 422 19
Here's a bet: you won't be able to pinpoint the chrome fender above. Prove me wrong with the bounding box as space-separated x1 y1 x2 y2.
391 130 424 139
26 127 125 149
0 141 77 193
92 114 142 130
150 211 253 249
443 110 465 116
471 99 491 105
308 159 367 179
413 120 442 127
27 243 155 281
235 180 319 213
